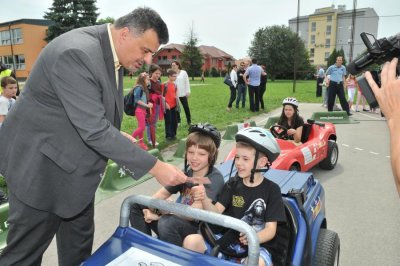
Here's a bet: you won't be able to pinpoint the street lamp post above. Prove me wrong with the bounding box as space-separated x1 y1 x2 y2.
292 0 300 93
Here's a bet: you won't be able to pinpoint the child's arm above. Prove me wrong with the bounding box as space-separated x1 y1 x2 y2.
239 221 277 245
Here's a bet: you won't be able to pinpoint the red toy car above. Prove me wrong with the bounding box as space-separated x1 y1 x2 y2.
225 119 338 171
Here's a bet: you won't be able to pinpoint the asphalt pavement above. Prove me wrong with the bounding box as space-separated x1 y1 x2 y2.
42 103 400 266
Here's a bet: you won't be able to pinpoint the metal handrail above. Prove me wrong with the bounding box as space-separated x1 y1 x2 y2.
120 195 260 266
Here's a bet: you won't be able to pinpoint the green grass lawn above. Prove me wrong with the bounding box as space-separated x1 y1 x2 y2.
122 77 321 150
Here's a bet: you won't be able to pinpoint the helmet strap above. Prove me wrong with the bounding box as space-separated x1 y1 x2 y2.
229 157 236 180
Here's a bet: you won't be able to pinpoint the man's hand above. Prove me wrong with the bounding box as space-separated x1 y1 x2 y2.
366 57 400 196
149 160 188 186
121 131 137 144
366 58 400 123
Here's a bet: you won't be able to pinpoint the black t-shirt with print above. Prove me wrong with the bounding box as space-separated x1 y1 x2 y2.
218 177 286 252
218 178 287 265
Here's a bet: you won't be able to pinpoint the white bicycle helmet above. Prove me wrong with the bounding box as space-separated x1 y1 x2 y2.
282 97 299 107
235 127 281 163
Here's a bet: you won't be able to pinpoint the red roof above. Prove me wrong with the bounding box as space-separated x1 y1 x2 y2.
156 43 234 60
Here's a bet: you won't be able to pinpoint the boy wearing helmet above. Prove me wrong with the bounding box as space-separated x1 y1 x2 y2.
277 97 304 143
184 127 287 266
130 123 224 246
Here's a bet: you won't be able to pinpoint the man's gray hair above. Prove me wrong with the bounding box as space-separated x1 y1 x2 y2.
114 7 169 44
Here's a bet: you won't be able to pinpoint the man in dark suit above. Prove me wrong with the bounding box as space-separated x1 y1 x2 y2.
0 7 188 266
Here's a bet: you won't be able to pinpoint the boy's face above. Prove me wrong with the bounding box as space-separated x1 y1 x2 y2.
186 145 210 174
235 146 268 179
169 74 177 81
2 83 17 98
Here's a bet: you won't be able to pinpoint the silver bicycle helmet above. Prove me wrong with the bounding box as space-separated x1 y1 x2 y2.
282 97 299 107
235 127 280 163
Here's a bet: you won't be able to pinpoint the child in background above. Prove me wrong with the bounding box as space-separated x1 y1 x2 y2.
146 64 164 148
321 75 330 108
162 69 180 140
130 123 224 247
184 127 287 266
346 74 357 111
277 97 304 143
0 76 18 128
131 73 152 150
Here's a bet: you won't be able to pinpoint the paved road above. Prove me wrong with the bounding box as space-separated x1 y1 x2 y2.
43 104 400 265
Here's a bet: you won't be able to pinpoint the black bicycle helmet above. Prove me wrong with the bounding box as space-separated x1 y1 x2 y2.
188 123 221 149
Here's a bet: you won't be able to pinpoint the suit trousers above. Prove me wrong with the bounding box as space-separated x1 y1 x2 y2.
327 81 350 114
0 193 94 266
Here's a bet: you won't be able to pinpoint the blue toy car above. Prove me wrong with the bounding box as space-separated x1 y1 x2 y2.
83 160 340 266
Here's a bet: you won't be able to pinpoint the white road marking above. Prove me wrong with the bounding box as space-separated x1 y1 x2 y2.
355 147 364 151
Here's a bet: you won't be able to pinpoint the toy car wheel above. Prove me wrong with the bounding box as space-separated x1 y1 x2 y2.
289 164 300 171
319 141 338 170
313 229 340 266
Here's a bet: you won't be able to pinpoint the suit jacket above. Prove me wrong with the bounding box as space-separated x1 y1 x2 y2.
0 24 157 218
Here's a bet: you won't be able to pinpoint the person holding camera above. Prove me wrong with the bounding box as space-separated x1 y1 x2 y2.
366 58 400 196
326 56 352 116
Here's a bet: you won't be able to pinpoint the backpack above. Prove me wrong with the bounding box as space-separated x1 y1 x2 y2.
124 87 143 116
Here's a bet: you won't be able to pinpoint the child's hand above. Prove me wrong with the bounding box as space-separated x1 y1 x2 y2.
147 102 153 109
191 184 206 201
191 200 203 209
143 209 160 223
239 232 248 246
287 129 296 136
166 103 170 110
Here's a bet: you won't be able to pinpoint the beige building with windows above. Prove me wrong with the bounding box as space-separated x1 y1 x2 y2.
0 19 53 80
289 5 378 66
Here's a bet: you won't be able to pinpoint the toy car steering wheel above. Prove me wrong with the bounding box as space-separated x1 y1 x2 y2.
199 222 248 258
270 125 289 139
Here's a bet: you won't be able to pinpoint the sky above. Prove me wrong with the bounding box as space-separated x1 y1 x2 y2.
3 0 399 59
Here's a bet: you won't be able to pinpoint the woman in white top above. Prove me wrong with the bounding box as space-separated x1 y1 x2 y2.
171 61 191 125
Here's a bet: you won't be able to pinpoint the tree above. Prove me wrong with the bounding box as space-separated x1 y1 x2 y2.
44 0 99 42
248 25 312 81
97 16 115 25
180 24 203 80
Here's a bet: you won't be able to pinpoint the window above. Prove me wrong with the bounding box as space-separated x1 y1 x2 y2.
158 56 161 60
325 52 330 61
15 54 25 70
326 25 331 35
11 28 22 44
311 35 315 44
1 55 25 70
0 31 11 46
327 15 332 22
311 22 316 32
310 48 315 57
172 55 177 60
162 56 167 60
325 39 331 48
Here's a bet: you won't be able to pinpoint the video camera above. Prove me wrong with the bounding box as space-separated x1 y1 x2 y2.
347 32 400 108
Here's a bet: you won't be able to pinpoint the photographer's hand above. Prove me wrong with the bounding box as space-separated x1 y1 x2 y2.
366 58 400 196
